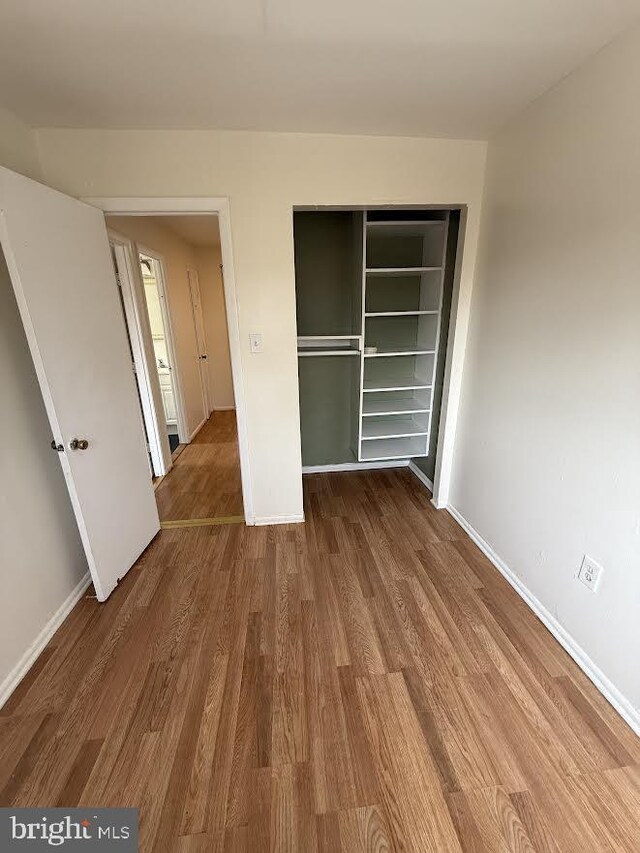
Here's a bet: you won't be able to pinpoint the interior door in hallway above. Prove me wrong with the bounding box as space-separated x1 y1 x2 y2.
188 267 211 419
0 166 160 601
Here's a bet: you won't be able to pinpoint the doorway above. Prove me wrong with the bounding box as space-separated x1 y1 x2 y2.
104 211 246 527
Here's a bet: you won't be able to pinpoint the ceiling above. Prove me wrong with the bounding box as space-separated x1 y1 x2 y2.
1 1 639 139
161 215 220 249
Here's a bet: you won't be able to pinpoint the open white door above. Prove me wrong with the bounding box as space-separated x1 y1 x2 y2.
0 166 160 601
187 268 211 418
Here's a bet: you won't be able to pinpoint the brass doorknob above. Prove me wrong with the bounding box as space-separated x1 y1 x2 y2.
69 438 89 450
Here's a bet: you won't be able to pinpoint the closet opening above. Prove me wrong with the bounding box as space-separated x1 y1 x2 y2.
294 206 464 503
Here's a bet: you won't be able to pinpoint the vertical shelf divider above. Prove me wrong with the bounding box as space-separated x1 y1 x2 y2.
356 211 368 460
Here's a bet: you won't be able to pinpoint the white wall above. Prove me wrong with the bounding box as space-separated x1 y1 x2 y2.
452 27 640 718
105 215 206 437
194 245 235 411
0 110 89 703
36 129 487 522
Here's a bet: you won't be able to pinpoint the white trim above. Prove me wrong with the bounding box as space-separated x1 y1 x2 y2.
253 514 305 526
408 461 434 493
0 572 92 709
213 406 236 411
83 198 255 525
189 416 207 442
302 460 409 474
432 209 468 509
446 505 640 737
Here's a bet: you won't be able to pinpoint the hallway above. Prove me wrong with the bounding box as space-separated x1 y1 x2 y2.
155 410 243 524
1 469 638 852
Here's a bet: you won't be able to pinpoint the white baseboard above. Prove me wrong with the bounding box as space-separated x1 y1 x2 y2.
447 505 640 737
0 571 92 710
408 461 434 493
302 460 409 474
213 406 235 411
253 514 305 526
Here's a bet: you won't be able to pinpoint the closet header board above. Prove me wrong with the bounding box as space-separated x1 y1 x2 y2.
294 209 456 469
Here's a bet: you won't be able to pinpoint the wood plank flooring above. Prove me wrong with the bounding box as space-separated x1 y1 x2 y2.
155 411 243 522
2 469 639 852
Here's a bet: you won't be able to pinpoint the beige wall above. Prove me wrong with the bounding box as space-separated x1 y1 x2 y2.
37 129 488 522
106 215 206 437
0 107 41 180
452 27 640 716
194 245 235 411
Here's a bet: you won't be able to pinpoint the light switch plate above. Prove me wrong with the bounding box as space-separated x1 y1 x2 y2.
249 333 263 353
577 554 603 592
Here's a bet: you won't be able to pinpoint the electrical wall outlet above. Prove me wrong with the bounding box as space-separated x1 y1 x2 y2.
249 333 263 353
577 554 603 592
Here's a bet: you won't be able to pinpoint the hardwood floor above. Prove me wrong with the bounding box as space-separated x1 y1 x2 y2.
155 411 243 522
1 469 639 852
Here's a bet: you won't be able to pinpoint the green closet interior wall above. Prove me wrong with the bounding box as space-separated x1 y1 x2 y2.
295 211 362 466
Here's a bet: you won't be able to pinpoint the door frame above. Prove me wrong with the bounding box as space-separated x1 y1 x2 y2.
138 244 189 447
84 197 254 525
109 229 173 477
430 206 468 509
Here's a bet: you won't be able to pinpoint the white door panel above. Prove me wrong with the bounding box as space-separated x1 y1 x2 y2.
188 268 210 418
0 166 160 601
159 372 177 423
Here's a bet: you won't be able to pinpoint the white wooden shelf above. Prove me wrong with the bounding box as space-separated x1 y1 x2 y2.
361 416 428 440
364 347 436 357
362 395 430 416
367 220 446 230
363 376 432 392
297 334 361 357
366 267 442 275
364 310 438 317
359 436 428 461
298 347 360 357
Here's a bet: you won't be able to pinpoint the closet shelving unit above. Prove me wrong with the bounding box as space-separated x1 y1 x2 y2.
358 214 450 462
294 209 454 470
